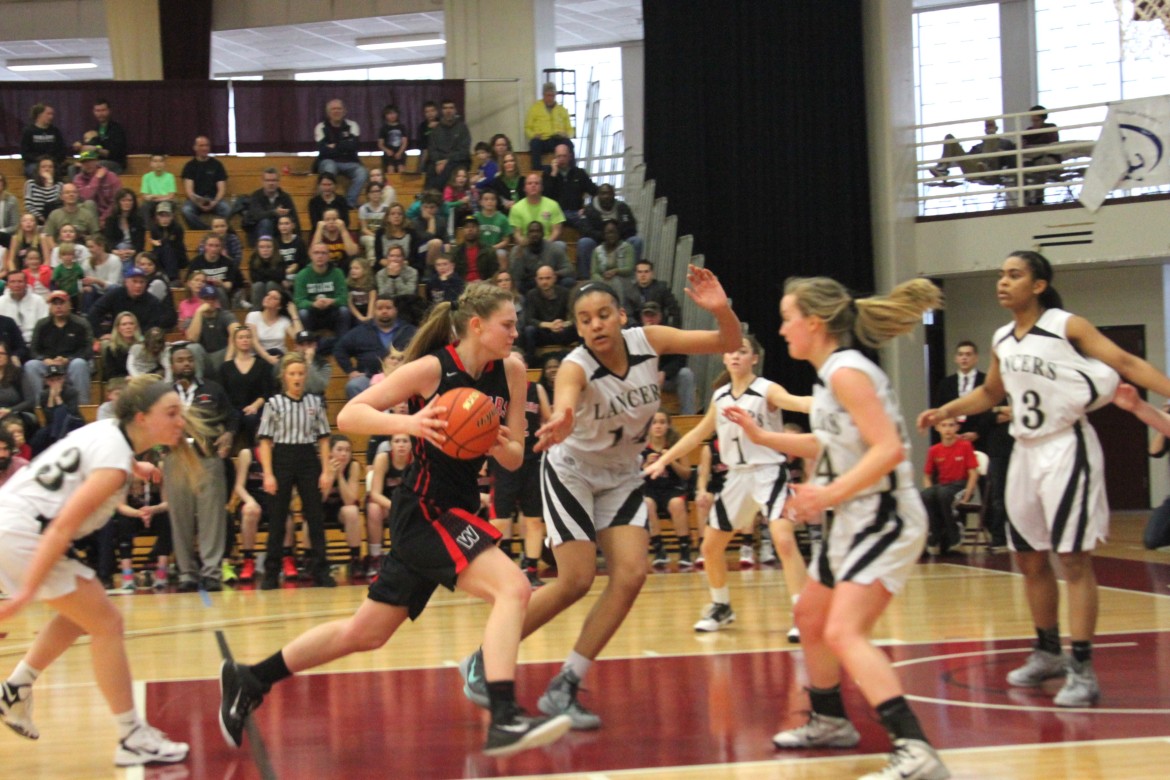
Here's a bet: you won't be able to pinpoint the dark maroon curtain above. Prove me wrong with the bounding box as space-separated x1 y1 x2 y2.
232 80 466 153
0 81 230 156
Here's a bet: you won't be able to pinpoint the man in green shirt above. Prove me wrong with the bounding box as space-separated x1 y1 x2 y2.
139 153 176 220
507 173 565 247
294 242 350 336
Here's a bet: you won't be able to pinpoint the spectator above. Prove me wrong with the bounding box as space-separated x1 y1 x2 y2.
21 250 52 299
542 143 597 235
333 292 417 399
198 215 243 265
180 135 231 229
522 264 577 358
490 133 513 164
1023 105 1061 206
0 273 49 343
187 233 238 305
294 243 349 336
147 202 187 282
44 183 99 246
377 104 409 172
0 343 34 424
139 153 176 221
5 215 41 283
580 183 642 272
491 270 526 333
638 301 697 415
72 98 128 173
424 255 465 307
177 270 208 331
2 415 31 461
425 98 472 190
371 202 422 272
314 99 368 208
74 150 122 221
100 311 141 381
471 141 497 190
219 323 275 447
365 432 413 574
410 193 448 270
933 340 992 450
164 345 238 592
276 213 308 282
127 326 171 380
929 119 1017 182
0 312 28 364
80 234 122 310
21 158 62 226
96 375 125 420
244 167 298 246
510 221 573 292
307 172 351 228
624 260 680 326
508 173 566 247
311 207 360 267
20 103 67 177
290 329 332 397
642 410 693 567
112 464 171 591
184 284 236 376
232 445 278 583
322 434 367 578
249 235 285 310
921 418 979 556
443 166 474 220
414 100 440 167
101 188 146 260
451 216 497 282
525 82 574 172
358 182 390 262
591 219 637 300
134 252 170 303
31 362 83 455
0 173 15 245
487 152 524 213
87 267 177 336
374 245 419 298
51 241 85 311
245 288 300 356
0 427 29 490
346 258 377 326
49 223 90 269
475 190 511 269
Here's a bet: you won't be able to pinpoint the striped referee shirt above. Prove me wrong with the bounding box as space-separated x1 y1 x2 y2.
257 392 331 445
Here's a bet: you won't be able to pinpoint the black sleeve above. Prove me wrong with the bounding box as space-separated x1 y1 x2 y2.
104 123 128 166
154 297 177 331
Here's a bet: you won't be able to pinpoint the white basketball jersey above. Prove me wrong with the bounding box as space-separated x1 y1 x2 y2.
558 327 661 466
712 377 785 469
0 419 136 538
993 308 1119 441
810 349 916 495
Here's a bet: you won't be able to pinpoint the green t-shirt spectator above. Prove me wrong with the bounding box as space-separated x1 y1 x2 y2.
476 211 511 251
52 262 86 296
294 265 348 310
140 170 176 199
508 196 565 240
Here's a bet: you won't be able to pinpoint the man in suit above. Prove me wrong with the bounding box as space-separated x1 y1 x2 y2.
934 340 993 451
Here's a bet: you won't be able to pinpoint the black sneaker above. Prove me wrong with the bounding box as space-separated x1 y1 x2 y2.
313 571 337 588
259 569 280 590
176 580 198 593
525 567 545 588
483 705 571 758
218 661 267 748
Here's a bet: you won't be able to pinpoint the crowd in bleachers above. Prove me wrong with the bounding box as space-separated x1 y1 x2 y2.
0 89 695 594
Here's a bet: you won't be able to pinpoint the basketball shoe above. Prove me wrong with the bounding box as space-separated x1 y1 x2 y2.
694 602 736 632
115 724 189 766
218 661 268 748
1007 649 1068 687
538 668 601 730
1054 661 1100 707
858 738 950 780
484 705 571 757
459 648 490 709
773 712 860 749
1 681 37 739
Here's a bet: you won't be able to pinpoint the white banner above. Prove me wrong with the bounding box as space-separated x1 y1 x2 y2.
1079 95 1170 212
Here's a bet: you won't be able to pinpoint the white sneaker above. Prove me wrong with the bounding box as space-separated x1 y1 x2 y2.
114 724 189 766
787 625 801 643
739 545 755 568
1 681 38 740
858 738 950 780
759 540 778 565
772 712 859 749
1007 650 1068 687
693 602 736 632
1054 662 1100 707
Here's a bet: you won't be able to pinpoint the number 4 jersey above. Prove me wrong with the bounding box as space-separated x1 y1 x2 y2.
712 377 786 469
993 308 1119 441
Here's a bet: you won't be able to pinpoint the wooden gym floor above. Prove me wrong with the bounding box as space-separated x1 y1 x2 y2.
2 512 1169 779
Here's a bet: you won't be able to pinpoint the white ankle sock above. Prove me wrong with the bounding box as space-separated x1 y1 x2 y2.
115 709 142 740
563 651 592 681
711 586 730 605
369 543 382 557
8 660 41 688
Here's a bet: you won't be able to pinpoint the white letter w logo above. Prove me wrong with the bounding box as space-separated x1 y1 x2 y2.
455 526 481 550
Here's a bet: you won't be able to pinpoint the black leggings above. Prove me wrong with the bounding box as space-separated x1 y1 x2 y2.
266 444 328 577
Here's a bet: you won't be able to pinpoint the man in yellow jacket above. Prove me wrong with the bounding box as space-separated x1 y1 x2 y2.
525 82 575 171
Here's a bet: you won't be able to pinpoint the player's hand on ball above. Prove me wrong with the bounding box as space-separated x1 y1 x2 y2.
410 398 449 445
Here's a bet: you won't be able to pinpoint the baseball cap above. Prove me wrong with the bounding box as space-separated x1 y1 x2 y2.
79 150 100 161
47 290 70 303
123 267 146 278
198 285 218 298
155 201 173 214
462 214 479 226
641 301 662 315
295 330 317 344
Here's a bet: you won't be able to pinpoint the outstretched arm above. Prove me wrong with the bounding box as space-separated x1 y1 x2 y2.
723 405 820 460
1115 382 1170 438
643 404 716 479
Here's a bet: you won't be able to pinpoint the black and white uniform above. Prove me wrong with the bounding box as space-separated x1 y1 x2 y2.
0 419 135 600
490 381 543 520
809 349 926 594
994 308 1119 553
541 328 659 545
368 345 509 619
708 377 789 532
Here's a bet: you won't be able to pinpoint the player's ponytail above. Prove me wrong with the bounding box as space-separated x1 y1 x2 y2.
784 276 942 349
1008 250 1064 310
114 375 212 488
403 282 514 365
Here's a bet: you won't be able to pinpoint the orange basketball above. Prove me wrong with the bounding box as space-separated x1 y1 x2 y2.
435 387 500 460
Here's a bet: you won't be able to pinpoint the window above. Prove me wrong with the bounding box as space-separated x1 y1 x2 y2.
293 63 443 81
554 47 624 157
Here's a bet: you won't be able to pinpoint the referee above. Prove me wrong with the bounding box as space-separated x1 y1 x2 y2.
258 353 335 589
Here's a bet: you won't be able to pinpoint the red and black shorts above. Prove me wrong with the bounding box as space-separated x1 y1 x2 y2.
368 488 502 619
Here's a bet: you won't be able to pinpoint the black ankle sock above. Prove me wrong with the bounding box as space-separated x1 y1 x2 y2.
1071 640 1092 664
250 650 292 688
282 547 293 558
243 550 254 560
486 680 517 723
807 685 847 719
1036 626 1061 656
875 695 927 743
520 555 536 570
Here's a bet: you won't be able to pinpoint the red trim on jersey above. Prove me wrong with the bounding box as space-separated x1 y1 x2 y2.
455 508 501 538
432 521 469 572
445 343 497 376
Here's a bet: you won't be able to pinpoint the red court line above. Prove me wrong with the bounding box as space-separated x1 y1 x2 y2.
147 631 1170 779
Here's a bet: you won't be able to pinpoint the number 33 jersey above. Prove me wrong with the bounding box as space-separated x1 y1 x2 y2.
0 418 136 538
993 308 1118 441
712 377 785 469
558 327 661 466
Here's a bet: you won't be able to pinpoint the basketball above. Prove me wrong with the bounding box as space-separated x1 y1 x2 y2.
435 387 500 460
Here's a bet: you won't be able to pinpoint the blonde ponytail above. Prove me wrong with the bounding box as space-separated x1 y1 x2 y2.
784 276 941 349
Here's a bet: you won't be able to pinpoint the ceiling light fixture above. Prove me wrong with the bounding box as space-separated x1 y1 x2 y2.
7 56 97 72
355 34 445 51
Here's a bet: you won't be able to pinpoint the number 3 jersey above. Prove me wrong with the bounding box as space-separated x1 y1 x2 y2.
558 327 661 466
811 349 916 496
993 308 1119 441
712 377 785 469
0 418 136 538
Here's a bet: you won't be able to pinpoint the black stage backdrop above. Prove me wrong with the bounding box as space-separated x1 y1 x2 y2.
643 0 874 396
